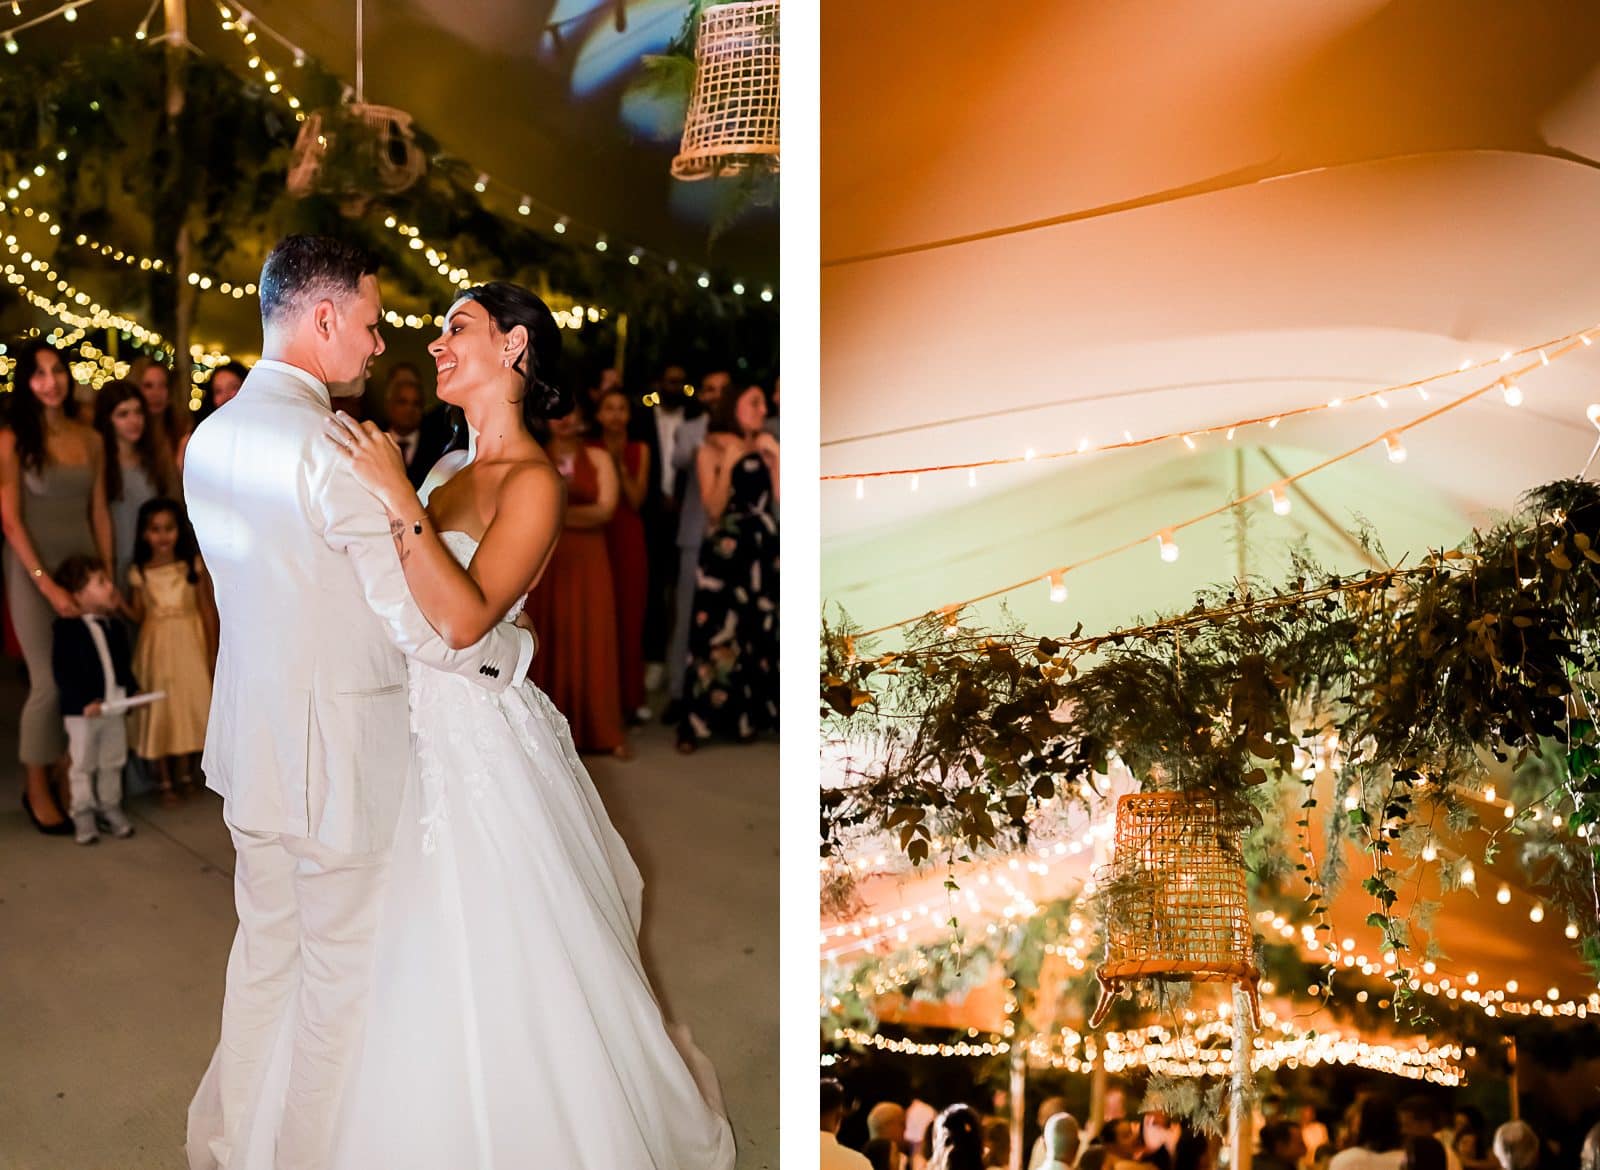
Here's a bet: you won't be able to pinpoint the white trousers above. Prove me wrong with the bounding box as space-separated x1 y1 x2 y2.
63 712 128 815
186 810 388 1170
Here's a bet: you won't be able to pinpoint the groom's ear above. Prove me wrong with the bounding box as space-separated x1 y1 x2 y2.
312 298 339 339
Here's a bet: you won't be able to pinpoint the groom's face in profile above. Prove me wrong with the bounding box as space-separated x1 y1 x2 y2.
324 274 387 393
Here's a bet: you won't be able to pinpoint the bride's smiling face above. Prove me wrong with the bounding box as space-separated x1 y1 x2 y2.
427 297 523 407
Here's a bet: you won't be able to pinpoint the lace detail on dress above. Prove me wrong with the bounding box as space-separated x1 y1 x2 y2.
412 530 533 855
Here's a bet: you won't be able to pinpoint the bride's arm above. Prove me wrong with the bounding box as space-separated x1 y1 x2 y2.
326 413 565 650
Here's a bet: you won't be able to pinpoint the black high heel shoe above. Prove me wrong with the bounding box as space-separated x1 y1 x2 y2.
22 790 72 836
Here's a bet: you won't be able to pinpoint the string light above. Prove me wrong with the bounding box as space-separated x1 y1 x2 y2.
204 3 758 299
1271 485 1291 516
823 323 1597 485
1501 378 1524 407
1157 529 1180 563
1048 572 1067 603
1384 433 1407 463
1497 884 1511 904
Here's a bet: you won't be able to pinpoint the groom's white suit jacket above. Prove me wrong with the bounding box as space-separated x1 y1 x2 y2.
184 359 533 854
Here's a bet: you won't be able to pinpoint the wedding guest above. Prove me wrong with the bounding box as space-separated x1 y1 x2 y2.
1404 1139 1448 1170
1261 1122 1308 1170
1142 1114 1181 1170
1026 1097 1070 1170
50 555 138 844
380 363 431 487
1330 1100 1405 1170
125 498 216 802
1039 1114 1083 1170
766 375 780 438
633 361 691 688
1400 1100 1462 1170
204 360 249 414
130 357 190 475
582 365 624 424
1105 1119 1147 1170
1579 1122 1600 1170
983 1119 1012 1169
524 404 629 756
590 386 650 721
927 1106 986 1170
1491 1123 1538 1170
824 1079 872 1170
94 379 172 584
868 1102 909 1170
2 338 113 835
676 383 779 752
664 367 729 723
867 1140 903 1170
1300 1106 1332 1168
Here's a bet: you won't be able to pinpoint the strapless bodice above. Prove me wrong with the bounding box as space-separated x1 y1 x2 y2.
438 529 525 624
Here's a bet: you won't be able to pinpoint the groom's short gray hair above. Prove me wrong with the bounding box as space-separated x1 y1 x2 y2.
259 234 379 327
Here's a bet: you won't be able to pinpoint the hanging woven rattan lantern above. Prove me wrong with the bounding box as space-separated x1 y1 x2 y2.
1087 792 1260 1028
671 0 780 181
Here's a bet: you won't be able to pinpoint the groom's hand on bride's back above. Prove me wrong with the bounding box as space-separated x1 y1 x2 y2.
513 611 538 665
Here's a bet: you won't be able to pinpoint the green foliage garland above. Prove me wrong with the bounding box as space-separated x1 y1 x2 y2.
822 479 1600 1012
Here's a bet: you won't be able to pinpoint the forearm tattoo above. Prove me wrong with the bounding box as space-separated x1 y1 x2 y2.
388 517 412 563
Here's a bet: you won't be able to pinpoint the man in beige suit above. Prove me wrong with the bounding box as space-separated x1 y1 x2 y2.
182 236 533 1170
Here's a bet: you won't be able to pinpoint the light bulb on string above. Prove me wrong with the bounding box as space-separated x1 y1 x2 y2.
854 479 863 501
474 173 489 192
1384 434 1407 463
1567 922 1581 940
760 287 773 302
1421 841 1437 862
5 35 17 54
594 237 608 252
1529 904 1544 923
697 273 711 289
63 5 77 20
1157 530 1179 563
1497 884 1511 905
1460 862 1475 886
1271 485 1291 516
553 215 567 232
1182 434 1196 450
1587 404 1600 430
967 469 977 488
1048 572 1068 604
1584 333 1593 347
629 249 642 266
909 474 919 492
1500 379 1523 407
517 198 531 216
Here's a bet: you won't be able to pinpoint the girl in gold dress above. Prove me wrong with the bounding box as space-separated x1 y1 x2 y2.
126 498 217 801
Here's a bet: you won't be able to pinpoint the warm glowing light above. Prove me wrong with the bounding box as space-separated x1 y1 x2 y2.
1271 486 1291 516
1157 530 1179 563
1384 434 1407 463
1048 572 1068 604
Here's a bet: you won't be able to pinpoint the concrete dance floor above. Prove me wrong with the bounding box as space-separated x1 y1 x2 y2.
0 669 778 1170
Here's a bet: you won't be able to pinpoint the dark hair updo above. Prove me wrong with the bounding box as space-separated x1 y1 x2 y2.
454 281 571 426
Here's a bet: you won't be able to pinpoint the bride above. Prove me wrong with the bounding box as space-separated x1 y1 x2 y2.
313 281 736 1168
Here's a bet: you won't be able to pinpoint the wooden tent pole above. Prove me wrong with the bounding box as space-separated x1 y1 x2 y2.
1227 985 1256 1170
1009 1041 1026 1170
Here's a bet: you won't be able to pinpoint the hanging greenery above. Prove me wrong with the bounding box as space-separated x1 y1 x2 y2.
822 479 1600 1014
0 37 773 376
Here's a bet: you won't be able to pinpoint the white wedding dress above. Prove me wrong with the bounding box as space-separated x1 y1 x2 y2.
203 529 737 1169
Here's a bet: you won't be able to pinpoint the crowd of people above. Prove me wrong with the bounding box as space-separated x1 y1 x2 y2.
822 1079 1600 1170
4 336 778 838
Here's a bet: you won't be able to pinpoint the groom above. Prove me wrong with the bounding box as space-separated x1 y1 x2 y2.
182 235 534 1170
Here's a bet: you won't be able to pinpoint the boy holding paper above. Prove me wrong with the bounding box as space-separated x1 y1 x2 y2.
51 555 140 844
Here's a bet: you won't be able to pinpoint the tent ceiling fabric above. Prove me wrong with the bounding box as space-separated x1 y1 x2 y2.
32 0 776 279
822 1 1600 617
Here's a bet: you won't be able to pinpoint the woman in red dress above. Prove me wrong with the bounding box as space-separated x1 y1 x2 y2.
523 405 630 756
590 388 651 723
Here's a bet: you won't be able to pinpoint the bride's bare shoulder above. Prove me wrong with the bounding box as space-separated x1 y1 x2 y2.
494 455 564 510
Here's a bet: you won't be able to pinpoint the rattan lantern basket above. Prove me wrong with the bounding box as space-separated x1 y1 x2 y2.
1088 792 1260 1028
671 0 780 181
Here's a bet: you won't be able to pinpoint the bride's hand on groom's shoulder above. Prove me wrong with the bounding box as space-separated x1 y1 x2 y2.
324 411 411 509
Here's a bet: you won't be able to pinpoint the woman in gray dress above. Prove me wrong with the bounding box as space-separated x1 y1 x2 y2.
1 340 114 833
94 379 173 584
